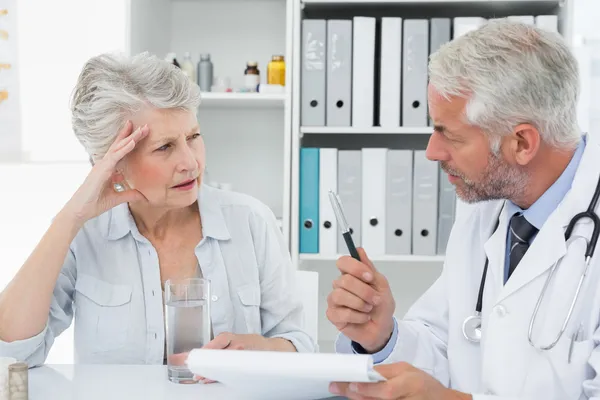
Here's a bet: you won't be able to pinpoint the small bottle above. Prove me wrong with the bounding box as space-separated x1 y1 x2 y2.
181 52 196 84
8 362 27 400
244 62 260 92
197 54 214 92
267 55 285 86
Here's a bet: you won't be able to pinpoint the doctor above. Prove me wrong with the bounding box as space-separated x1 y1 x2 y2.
327 20 600 400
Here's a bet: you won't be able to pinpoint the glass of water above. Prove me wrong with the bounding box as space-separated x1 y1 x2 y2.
164 278 211 384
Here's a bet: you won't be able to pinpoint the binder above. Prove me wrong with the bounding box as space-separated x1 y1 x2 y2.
337 150 362 254
361 148 387 256
428 18 451 126
319 148 338 256
299 148 320 253
301 20 327 126
327 20 353 127
412 150 438 256
352 17 376 127
508 16 535 25
453 17 487 39
535 15 558 33
379 17 402 128
402 19 429 127
386 150 413 255
436 165 456 255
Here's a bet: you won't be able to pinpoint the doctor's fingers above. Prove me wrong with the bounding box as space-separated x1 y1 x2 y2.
326 306 371 325
330 382 398 400
336 376 415 400
332 274 381 306
328 288 374 313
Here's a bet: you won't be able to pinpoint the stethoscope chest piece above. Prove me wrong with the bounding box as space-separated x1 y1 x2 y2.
462 312 483 343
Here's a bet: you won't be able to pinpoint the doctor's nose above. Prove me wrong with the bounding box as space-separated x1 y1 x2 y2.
426 132 450 163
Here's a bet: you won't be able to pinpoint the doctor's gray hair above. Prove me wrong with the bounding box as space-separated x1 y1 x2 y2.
71 52 201 163
428 20 580 153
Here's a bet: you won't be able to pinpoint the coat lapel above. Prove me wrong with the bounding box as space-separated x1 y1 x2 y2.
495 134 600 303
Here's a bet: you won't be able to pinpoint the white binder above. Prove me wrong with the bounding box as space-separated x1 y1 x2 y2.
412 150 439 256
319 148 338 256
301 20 327 126
361 148 387 256
352 17 376 127
327 20 353 127
386 150 413 255
453 17 487 39
535 15 558 33
337 150 362 253
402 19 429 127
379 17 402 128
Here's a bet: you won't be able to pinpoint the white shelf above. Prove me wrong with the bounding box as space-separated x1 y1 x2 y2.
199 92 286 108
300 126 433 135
302 0 557 3
299 254 445 263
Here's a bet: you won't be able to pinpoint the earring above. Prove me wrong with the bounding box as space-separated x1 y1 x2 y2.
113 183 126 193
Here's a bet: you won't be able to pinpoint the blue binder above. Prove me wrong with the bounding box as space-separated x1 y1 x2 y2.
299 148 320 253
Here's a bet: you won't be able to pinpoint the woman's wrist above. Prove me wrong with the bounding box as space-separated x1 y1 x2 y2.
266 337 297 352
55 206 86 234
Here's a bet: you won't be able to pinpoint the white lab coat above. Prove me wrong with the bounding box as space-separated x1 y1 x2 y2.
372 134 600 399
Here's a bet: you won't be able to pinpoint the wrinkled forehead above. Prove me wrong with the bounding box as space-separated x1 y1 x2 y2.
131 108 199 144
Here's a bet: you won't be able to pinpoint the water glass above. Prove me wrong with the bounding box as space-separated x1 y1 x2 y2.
164 278 211 384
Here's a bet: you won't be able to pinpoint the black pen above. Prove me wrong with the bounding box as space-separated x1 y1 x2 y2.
328 190 361 261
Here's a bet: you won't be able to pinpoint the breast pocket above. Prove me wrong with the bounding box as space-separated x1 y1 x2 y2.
535 334 595 399
74 273 133 353
237 284 262 334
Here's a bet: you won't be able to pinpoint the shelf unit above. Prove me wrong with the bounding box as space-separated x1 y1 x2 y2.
288 0 598 344
301 126 433 135
199 92 287 108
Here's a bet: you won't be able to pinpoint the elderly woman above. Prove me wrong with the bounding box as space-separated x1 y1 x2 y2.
0 52 315 370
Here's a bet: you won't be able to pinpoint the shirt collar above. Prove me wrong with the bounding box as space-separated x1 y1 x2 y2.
506 135 586 229
101 183 231 241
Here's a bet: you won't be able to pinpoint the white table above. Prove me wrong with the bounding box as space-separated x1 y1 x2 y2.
28 365 347 400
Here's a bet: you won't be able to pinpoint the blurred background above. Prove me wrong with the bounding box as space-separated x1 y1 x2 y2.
1 0 600 364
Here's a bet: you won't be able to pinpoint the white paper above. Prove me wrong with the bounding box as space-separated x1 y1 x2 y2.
186 349 385 400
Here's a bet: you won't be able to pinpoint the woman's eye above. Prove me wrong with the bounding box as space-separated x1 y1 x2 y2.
157 144 171 152
189 133 201 140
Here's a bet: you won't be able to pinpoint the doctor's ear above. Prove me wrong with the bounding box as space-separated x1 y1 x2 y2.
511 124 541 166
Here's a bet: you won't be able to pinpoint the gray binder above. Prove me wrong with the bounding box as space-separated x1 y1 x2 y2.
327 20 352 127
412 150 438 255
437 165 456 255
337 150 362 253
386 150 413 255
428 19 451 126
402 20 429 127
302 19 327 126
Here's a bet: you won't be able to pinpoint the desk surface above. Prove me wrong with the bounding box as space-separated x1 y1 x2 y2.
29 365 346 400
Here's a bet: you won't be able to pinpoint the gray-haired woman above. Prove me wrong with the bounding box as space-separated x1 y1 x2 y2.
0 52 316 369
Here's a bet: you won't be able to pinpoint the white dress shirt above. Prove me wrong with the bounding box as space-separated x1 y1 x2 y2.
0 184 316 366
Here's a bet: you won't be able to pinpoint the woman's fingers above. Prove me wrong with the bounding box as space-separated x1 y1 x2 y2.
106 125 148 167
106 120 134 153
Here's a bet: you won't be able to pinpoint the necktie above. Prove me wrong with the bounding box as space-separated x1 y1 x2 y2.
508 213 538 280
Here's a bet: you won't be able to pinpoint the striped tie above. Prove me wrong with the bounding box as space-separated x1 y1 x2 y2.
508 213 538 281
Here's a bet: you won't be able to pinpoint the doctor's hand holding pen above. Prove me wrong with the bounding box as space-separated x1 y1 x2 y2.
326 247 396 353
326 249 471 400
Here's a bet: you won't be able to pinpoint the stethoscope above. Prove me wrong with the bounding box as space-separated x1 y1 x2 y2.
462 173 600 350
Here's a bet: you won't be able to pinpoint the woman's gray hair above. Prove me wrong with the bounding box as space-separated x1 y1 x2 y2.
428 20 581 152
71 52 201 162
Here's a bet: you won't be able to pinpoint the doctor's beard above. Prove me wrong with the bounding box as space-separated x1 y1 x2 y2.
441 152 530 204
